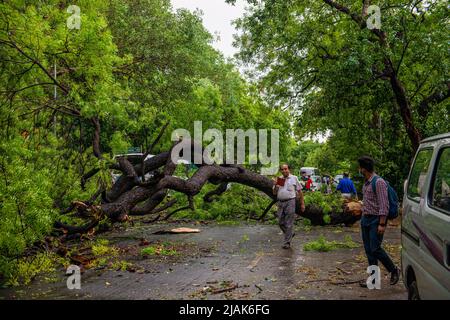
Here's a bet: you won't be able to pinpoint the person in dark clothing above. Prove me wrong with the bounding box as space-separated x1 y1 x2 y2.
358 156 400 288
336 172 358 199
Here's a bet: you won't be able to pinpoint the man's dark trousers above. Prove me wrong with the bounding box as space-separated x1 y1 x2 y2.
360 214 396 272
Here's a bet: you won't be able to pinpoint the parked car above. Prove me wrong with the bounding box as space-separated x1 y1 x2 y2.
401 132 450 300
111 153 154 184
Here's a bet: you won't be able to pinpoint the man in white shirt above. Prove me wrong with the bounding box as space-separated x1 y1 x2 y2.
273 164 305 249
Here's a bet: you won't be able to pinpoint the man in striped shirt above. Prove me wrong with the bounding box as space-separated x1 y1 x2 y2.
358 156 400 287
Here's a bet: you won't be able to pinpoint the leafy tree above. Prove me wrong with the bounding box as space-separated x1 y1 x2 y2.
0 0 293 284
229 0 449 162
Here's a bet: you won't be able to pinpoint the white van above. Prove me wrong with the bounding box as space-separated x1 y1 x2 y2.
401 132 450 300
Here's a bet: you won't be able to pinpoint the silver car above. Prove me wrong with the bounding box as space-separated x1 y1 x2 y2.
401 132 450 300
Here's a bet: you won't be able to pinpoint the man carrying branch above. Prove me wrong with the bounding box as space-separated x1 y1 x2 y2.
273 164 305 249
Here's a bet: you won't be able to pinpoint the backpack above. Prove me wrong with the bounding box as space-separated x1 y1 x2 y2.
371 176 399 220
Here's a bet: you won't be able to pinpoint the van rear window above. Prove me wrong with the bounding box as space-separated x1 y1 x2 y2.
407 148 434 200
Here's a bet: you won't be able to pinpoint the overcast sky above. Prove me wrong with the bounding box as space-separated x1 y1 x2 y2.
171 0 247 59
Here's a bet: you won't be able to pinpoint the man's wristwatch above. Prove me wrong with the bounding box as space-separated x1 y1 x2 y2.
379 223 386 227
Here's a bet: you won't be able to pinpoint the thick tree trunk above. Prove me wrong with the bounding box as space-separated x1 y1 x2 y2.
386 60 422 151
300 202 361 227
58 139 361 234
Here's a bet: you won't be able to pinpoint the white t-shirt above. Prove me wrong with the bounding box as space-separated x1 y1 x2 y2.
277 174 301 201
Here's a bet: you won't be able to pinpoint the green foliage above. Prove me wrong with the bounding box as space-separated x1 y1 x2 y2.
0 138 58 258
4 0 446 288
303 235 337 252
110 260 133 272
141 244 178 257
303 235 359 252
91 239 118 257
285 139 321 172
173 183 273 221
303 192 344 215
1 251 68 287
81 239 129 270
232 0 449 192
0 0 291 283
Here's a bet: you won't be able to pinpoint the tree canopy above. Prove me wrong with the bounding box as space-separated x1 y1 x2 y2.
229 0 449 178
0 0 290 279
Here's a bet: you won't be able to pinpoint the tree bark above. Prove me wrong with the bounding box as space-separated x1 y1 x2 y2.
58 139 361 234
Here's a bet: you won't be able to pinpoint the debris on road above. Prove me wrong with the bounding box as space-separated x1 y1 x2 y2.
211 283 239 294
153 227 201 234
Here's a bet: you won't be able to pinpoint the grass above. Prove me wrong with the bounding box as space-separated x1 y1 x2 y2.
88 238 122 269
4 251 69 287
92 239 118 256
141 244 178 257
111 260 133 271
303 235 359 252
236 234 250 245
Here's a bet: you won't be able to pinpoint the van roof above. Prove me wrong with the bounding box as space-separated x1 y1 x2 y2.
420 132 450 144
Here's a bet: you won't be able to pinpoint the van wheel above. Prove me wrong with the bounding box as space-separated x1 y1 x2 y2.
408 281 420 300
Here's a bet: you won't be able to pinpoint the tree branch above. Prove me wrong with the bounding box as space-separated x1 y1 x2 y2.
91 117 102 159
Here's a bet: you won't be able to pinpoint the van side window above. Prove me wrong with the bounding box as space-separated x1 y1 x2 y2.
407 148 434 200
430 147 450 213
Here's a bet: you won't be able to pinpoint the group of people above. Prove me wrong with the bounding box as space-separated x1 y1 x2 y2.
299 172 358 198
272 156 400 288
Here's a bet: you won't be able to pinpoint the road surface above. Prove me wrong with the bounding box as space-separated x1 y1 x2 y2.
0 221 407 300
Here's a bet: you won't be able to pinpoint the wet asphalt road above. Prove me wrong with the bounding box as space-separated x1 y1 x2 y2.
0 221 407 300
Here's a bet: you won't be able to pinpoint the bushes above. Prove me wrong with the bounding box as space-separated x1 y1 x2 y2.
0 137 96 286
303 192 344 215
172 183 273 221
170 184 347 224
0 251 68 287
0 139 57 272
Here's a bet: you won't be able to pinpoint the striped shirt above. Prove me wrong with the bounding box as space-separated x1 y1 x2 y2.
362 174 389 216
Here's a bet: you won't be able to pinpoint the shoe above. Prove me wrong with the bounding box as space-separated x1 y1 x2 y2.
390 267 400 285
282 243 290 249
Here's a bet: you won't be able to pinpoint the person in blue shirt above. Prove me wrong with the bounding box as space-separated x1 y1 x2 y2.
336 172 358 199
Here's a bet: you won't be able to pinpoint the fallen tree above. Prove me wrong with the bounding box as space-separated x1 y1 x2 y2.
55 134 362 236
